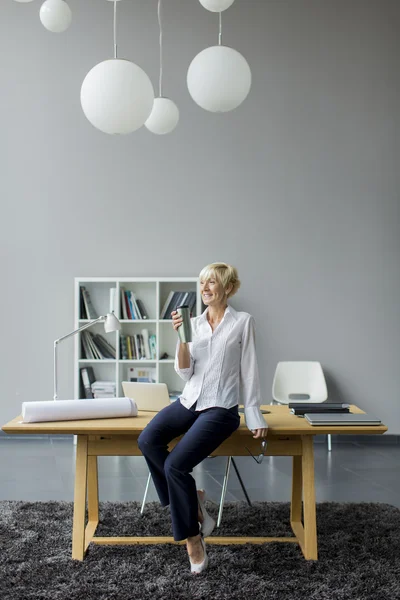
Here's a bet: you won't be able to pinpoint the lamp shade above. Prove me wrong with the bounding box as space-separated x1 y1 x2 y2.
198 0 235 12
145 97 179 135
40 0 72 33
80 59 154 134
104 313 121 333
14 0 35 3
187 45 251 112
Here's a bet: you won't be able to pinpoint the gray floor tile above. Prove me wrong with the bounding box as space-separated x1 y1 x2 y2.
0 438 53 457
314 481 400 508
1 455 60 482
0 479 66 500
342 466 400 494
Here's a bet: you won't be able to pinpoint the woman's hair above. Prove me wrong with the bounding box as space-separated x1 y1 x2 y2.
199 263 241 299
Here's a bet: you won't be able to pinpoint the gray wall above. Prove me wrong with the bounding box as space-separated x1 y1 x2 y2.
1 0 399 432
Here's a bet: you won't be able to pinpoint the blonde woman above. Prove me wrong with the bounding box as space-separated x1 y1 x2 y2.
138 263 268 574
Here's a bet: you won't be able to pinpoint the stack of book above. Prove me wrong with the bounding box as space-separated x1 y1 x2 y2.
289 403 382 426
91 381 116 399
289 402 351 416
160 290 197 319
120 330 156 360
120 287 149 320
81 332 116 360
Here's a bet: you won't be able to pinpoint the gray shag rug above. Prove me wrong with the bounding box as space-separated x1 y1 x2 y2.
1 500 400 600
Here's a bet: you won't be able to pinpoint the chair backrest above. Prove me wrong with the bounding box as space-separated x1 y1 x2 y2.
272 361 328 404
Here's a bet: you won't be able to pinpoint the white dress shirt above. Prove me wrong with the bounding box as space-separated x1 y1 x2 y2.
174 304 268 432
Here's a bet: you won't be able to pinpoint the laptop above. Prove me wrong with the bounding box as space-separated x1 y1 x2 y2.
122 382 172 412
305 413 382 426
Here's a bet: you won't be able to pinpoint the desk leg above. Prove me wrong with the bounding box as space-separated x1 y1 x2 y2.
301 436 318 560
72 435 88 561
290 455 304 554
87 456 99 523
291 455 302 523
86 455 99 550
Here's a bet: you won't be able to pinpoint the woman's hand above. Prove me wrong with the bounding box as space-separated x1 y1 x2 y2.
171 310 193 333
251 428 268 439
171 310 183 332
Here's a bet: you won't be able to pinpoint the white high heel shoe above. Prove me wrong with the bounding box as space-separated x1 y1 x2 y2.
189 535 208 575
197 489 216 538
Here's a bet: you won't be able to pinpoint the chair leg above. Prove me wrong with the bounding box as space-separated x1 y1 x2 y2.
140 471 152 515
217 456 232 528
231 458 252 506
327 434 332 452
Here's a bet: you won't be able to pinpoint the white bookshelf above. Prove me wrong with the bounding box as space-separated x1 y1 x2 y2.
74 277 203 405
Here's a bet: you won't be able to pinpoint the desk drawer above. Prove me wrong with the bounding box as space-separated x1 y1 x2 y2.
87 434 304 457
88 435 140 456
208 435 303 457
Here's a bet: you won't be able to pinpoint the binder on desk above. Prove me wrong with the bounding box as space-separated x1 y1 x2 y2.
305 413 382 426
291 408 350 416
288 403 350 410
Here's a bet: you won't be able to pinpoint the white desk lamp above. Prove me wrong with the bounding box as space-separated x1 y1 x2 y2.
53 312 121 401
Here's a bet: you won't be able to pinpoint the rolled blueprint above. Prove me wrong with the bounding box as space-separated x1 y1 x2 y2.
21 397 138 423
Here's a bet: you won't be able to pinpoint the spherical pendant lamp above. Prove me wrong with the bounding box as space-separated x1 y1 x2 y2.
145 0 179 135
40 0 72 33
198 0 235 12
145 97 179 135
81 59 154 135
187 45 251 112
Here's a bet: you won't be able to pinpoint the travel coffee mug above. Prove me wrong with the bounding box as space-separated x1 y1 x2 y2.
176 305 192 343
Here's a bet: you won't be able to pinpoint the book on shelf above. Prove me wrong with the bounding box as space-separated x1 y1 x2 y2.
80 366 96 398
120 334 128 359
81 331 116 360
128 367 156 383
136 298 149 319
141 328 151 359
80 287 86 320
160 290 196 319
83 332 102 360
149 334 156 359
109 287 117 313
92 334 116 358
131 292 141 319
120 287 149 320
80 286 98 320
126 290 134 319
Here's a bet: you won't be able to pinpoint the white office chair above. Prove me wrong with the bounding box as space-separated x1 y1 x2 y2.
271 361 332 452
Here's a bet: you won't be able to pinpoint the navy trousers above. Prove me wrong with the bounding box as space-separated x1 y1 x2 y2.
137 398 240 542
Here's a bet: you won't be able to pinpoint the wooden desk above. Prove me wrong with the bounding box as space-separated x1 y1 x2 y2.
2 404 387 562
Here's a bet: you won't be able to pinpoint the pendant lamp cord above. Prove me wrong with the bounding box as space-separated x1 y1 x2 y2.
158 0 163 97
113 0 118 59
219 11 222 45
